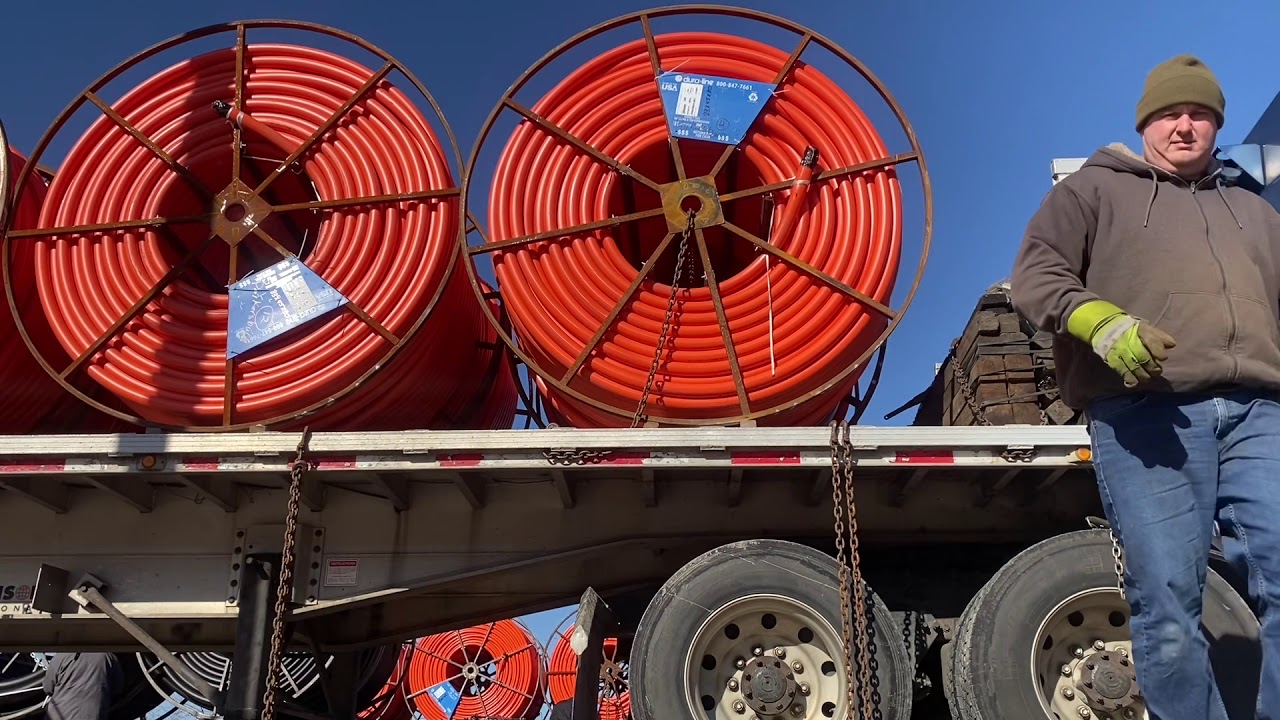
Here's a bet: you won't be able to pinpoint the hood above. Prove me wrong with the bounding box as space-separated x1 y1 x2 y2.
1082 142 1223 182
1079 142 1241 229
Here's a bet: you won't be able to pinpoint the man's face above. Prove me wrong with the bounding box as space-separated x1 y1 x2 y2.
1141 103 1219 177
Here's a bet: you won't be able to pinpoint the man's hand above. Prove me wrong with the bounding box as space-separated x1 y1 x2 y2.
1068 300 1177 387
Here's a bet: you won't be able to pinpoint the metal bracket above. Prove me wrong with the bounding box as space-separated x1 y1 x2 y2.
227 525 322 607
61 570 223 708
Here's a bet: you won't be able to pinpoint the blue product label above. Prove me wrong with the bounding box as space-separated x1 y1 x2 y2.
427 680 462 716
226 257 349 359
657 71 777 146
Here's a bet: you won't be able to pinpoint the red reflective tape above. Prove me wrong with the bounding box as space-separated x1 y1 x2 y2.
312 455 357 470
600 451 648 465
438 453 483 467
182 457 221 471
0 461 66 473
894 450 955 464
731 451 801 466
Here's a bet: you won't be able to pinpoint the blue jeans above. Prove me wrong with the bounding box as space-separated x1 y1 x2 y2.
1088 389 1280 720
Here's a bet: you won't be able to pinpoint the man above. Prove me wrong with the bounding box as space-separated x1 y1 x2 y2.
1011 54 1280 718
41 653 122 720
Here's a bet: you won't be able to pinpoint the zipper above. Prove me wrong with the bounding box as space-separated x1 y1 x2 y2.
1193 180 1239 381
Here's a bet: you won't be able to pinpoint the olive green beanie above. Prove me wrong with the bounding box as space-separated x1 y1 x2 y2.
1135 54 1225 131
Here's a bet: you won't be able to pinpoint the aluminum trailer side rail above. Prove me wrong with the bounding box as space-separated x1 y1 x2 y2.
0 424 1096 652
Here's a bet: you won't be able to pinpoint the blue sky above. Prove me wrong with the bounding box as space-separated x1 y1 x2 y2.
5 0 1280 717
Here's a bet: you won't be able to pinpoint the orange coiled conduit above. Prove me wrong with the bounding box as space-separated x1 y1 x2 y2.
29 43 508 430
547 623 630 720
407 620 545 720
1 148 129 433
487 32 902 427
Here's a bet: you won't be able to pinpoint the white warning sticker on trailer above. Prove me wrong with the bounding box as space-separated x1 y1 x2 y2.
323 558 359 587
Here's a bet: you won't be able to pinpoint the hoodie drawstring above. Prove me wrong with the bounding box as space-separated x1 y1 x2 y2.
1142 169 1244 231
1215 178 1244 229
1143 169 1158 227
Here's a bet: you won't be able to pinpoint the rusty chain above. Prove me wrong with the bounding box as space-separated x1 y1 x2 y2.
631 210 696 429
542 211 697 467
1110 528 1127 601
831 420 878 719
262 428 310 720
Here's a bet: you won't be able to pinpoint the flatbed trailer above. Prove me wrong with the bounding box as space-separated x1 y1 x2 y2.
0 422 1263 720
0 423 1096 652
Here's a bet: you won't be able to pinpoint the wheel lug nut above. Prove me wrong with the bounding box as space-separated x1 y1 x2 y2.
799 682 810 695
1118 648 1128 657
752 645 764 657
1093 640 1106 651
1073 646 1084 658
736 657 747 669
733 700 746 714
728 678 739 691
791 705 804 717
1061 664 1073 676
1078 708 1092 718
774 647 786 659
792 661 804 673
1062 688 1075 700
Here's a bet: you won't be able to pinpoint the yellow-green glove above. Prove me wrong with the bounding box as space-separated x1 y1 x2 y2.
1067 300 1177 387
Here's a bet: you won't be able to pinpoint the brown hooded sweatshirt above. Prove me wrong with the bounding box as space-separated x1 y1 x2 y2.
1010 142 1280 410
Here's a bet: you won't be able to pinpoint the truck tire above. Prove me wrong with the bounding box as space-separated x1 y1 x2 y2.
948 530 1260 720
628 539 912 720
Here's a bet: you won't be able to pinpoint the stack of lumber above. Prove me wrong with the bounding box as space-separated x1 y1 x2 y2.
896 281 1079 427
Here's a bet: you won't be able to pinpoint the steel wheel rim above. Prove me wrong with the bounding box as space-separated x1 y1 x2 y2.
459 4 933 427
2 19 464 432
1031 587 1146 720
684 593 846 720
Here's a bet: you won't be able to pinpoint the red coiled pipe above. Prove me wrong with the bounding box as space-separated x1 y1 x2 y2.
486 31 902 427
27 42 502 430
546 623 630 720
407 620 545 720
2 148 130 433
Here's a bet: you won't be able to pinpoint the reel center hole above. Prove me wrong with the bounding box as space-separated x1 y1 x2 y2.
679 194 704 214
223 202 248 222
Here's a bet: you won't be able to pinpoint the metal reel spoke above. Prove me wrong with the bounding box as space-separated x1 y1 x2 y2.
561 230 678 383
718 152 920 204
231 24 247 184
502 97 662 193
253 61 395 196
84 90 216 202
721 220 896 319
706 32 815 181
6 214 211 240
695 227 751 415
62 231 222 380
469 207 666 256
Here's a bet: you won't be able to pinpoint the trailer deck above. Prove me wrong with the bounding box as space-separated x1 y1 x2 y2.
0 424 1096 653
